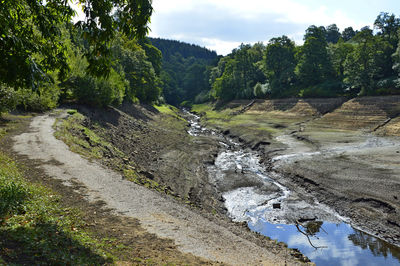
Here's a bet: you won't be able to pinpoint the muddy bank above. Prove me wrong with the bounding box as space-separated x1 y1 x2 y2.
70 103 224 213
193 96 400 248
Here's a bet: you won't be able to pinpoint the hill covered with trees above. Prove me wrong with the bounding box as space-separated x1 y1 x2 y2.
149 38 219 106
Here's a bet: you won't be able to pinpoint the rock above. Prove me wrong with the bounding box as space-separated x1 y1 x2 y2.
273 203 281 209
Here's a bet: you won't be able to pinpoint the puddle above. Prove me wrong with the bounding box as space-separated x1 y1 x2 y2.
184 110 400 265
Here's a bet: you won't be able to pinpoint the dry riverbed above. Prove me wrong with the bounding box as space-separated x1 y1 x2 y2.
9 108 308 265
193 97 400 248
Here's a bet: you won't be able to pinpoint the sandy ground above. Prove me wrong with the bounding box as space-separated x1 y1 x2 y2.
12 112 306 265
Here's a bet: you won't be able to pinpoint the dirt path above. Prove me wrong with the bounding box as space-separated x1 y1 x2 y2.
12 113 304 265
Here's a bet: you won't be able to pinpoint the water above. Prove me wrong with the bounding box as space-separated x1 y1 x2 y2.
249 222 400 266
184 110 400 265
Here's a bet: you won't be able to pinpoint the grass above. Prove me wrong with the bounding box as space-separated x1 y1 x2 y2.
154 104 189 133
55 110 172 195
54 112 124 160
0 151 118 264
192 103 284 141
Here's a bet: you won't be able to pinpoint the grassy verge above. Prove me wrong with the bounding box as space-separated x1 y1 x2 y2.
54 111 125 160
0 150 118 264
154 104 189 132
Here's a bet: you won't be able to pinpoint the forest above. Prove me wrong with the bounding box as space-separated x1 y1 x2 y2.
207 12 400 103
1 1 400 112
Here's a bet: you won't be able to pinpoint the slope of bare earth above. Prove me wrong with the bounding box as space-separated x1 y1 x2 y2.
11 109 309 265
195 96 400 247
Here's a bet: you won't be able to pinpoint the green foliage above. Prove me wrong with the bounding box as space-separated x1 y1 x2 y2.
326 24 341 44
299 81 345 98
64 68 126 107
0 85 18 114
342 27 356 42
211 43 266 101
296 25 335 87
265 36 297 97
17 81 61 112
115 38 162 103
343 28 393 95
0 0 73 89
0 0 154 112
0 152 113 264
150 38 218 106
200 13 400 101
194 90 211 104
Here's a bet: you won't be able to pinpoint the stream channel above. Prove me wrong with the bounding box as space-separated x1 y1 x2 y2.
185 110 400 266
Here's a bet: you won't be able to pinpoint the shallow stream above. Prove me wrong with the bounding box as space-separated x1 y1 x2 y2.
185 110 400 265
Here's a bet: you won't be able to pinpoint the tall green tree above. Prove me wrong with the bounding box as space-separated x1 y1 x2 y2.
344 28 378 95
328 39 354 80
296 25 335 87
342 27 356 42
264 36 297 97
374 12 400 47
326 24 341 44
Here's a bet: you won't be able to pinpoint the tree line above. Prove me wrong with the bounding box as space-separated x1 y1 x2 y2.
0 0 161 113
207 12 400 102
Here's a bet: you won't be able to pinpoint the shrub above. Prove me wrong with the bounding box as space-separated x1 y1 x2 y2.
0 84 18 114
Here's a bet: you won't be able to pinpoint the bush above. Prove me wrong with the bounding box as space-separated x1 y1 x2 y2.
66 69 126 107
180 100 193 108
0 84 18 114
17 85 60 112
299 81 345 98
0 180 27 218
194 90 211 104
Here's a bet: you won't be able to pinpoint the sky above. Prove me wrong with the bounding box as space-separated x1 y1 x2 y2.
148 0 400 55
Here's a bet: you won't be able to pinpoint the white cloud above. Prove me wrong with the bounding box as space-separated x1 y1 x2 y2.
149 0 370 54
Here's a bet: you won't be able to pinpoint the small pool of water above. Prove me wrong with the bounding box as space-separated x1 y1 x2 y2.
249 220 400 266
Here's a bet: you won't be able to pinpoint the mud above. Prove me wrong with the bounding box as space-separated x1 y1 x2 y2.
9 110 308 265
198 97 400 248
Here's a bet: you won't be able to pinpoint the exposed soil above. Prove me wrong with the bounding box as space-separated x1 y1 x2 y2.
201 96 400 247
7 109 309 265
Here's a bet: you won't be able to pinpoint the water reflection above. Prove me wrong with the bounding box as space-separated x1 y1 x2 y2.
249 221 400 266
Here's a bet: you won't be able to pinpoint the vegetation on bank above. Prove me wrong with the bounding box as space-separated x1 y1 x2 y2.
0 119 117 264
54 108 185 194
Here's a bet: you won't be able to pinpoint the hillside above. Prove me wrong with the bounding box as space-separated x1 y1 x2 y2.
149 38 219 106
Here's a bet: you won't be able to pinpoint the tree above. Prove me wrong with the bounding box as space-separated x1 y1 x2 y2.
183 64 207 100
344 28 377 95
374 12 400 47
264 35 297 97
392 30 400 87
296 25 334 87
328 39 354 80
0 0 153 90
115 37 161 103
326 24 341 44
342 27 356 42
